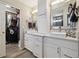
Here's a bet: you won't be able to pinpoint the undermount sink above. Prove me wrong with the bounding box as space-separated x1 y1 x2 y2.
50 32 66 37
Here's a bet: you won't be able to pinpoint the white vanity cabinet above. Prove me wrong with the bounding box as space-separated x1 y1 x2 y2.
61 48 78 58
32 35 42 58
24 33 43 58
44 37 61 58
24 34 34 52
44 36 78 58
24 33 78 58
44 44 61 58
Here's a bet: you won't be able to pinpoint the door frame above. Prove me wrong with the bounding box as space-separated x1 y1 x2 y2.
5 11 20 46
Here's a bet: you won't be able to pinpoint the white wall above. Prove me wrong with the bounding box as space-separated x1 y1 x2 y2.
0 0 32 49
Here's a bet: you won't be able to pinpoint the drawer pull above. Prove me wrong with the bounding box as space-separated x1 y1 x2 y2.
57 48 60 53
64 54 72 58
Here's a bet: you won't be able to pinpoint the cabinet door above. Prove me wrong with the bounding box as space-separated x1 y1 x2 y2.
29 37 34 52
24 36 34 52
33 36 42 58
0 11 6 57
44 44 60 58
61 48 78 58
33 42 42 58
24 34 42 58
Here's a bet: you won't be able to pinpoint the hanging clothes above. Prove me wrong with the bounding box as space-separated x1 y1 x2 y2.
69 2 78 22
70 11 78 22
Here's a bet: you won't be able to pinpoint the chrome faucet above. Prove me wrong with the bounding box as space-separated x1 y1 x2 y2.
59 26 61 32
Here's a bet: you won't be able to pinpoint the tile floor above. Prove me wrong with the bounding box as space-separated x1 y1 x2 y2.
15 50 36 58
6 43 35 58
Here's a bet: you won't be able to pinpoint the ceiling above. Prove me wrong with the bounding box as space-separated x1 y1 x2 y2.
18 0 38 8
18 0 67 8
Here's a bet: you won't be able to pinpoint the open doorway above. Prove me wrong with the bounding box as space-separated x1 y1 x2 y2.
5 10 20 57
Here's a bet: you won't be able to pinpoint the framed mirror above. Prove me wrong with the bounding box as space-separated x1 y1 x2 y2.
52 15 63 27
50 0 77 30
50 0 64 30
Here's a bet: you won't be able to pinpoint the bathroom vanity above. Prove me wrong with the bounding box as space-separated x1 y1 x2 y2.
24 31 79 58
24 32 44 58
24 0 79 58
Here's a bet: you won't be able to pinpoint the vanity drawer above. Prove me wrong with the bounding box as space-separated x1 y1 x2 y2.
44 37 78 51
25 34 42 42
33 37 42 43
24 34 30 41
61 48 78 58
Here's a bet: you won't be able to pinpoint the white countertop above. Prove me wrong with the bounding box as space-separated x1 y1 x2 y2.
45 34 78 42
26 31 78 42
27 31 45 36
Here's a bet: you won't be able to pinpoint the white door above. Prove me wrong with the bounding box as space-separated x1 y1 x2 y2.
0 11 6 57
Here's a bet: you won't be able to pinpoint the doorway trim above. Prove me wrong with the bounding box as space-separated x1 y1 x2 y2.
5 11 20 47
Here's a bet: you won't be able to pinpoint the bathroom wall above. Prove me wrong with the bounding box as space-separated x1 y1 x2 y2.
0 2 17 57
0 0 32 49
0 0 32 31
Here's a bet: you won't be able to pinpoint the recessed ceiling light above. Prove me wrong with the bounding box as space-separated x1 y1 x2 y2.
65 0 70 2
51 0 65 6
5 5 11 8
51 0 70 6
32 9 38 14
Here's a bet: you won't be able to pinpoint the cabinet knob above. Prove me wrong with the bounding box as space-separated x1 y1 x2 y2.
57 48 60 53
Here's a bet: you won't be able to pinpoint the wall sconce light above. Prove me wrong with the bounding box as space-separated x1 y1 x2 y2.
32 9 38 14
51 0 70 6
